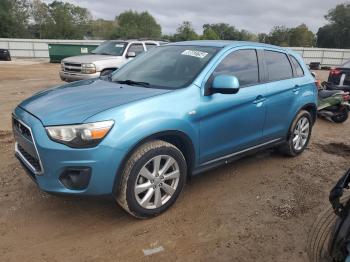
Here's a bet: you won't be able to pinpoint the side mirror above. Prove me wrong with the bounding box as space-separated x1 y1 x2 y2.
126 51 136 58
211 75 240 94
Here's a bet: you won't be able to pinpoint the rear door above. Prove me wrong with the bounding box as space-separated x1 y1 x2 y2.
260 50 298 140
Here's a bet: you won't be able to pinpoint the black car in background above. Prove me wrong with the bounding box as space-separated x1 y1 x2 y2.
328 60 350 92
0 49 11 61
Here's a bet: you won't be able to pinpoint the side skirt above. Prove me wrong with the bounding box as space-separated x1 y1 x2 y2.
192 138 284 176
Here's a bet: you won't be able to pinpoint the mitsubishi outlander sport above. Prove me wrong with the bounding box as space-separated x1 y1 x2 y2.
13 41 318 218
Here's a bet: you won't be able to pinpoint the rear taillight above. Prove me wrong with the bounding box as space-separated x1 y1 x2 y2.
330 69 341 76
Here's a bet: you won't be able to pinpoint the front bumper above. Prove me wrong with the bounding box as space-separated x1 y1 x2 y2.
13 107 124 196
59 70 100 82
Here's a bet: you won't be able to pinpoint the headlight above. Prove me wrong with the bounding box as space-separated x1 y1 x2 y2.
46 120 114 148
61 61 64 70
81 63 96 74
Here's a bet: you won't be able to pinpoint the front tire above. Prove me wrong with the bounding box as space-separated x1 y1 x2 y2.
279 110 313 157
116 140 187 218
100 69 115 76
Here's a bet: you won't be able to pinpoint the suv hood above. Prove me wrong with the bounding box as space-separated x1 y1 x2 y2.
63 54 120 64
19 79 170 126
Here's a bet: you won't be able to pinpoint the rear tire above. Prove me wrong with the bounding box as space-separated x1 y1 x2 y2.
279 110 313 157
331 108 348 123
116 140 187 219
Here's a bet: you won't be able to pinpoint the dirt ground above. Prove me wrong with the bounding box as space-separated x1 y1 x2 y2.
0 60 349 262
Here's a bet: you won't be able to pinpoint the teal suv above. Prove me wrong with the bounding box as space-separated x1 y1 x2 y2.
13 41 318 218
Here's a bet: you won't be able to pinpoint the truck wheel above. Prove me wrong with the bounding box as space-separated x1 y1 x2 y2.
116 140 187 218
279 110 313 156
100 69 115 76
331 108 348 123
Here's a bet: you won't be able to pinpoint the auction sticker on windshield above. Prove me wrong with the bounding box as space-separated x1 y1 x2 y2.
181 50 208 58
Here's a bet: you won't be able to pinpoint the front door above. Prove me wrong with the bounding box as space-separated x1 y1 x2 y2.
199 49 266 164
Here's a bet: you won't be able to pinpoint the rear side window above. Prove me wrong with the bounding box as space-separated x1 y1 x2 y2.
264 50 293 81
212 49 259 86
290 56 304 77
145 43 157 50
127 44 145 56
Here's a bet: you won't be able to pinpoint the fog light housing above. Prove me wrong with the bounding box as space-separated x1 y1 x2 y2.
59 167 91 190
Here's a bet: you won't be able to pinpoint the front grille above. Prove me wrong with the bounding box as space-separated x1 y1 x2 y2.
17 144 42 173
64 62 82 73
12 116 43 175
13 118 32 141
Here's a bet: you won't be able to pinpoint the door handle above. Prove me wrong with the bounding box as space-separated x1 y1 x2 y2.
253 95 266 104
293 85 301 93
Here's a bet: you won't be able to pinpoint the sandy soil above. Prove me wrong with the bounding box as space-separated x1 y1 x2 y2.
0 62 349 262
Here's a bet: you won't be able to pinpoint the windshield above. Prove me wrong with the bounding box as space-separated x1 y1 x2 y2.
91 41 126 56
111 45 220 89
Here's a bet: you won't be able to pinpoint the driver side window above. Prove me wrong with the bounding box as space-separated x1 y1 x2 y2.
127 44 145 56
212 49 259 87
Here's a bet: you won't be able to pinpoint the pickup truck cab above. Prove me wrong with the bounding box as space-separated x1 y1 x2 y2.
14 41 318 218
59 40 160 82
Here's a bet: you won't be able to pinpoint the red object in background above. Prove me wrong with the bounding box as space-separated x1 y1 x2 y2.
330 69 341 76
342 93 350 101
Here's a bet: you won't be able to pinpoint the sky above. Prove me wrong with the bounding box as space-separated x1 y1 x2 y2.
58 0 346 34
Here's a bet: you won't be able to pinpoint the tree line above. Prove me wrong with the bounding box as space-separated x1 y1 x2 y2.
0 0 349 48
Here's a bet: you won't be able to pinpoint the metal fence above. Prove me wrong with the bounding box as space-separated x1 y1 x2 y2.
0 38 103 58
291 47 350 67
0 38 349 67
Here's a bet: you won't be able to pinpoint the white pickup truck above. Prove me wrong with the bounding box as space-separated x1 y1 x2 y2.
59 40 160 82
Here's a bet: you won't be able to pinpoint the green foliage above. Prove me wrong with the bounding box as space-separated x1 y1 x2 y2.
89 19 117 40
201 27 219 40
258 33 269 43
202 23 240 40
317 3 350 48
0 0 30 38
238 29 258 42
112 10 161 39
289 24 315 47
262 24 315 47
200 23 258 41
268 26 290 46
172 21 198 41
30 0 92 39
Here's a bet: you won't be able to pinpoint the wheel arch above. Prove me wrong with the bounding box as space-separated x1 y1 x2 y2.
101 68 118 73
285 103 316 140
112 130 196 195
301 103 317 124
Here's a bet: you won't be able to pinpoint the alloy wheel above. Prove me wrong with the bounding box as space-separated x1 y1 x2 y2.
292 116 310 151
134 155 180 209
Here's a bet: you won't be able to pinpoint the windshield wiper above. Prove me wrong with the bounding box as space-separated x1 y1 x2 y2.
114 79 150 87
